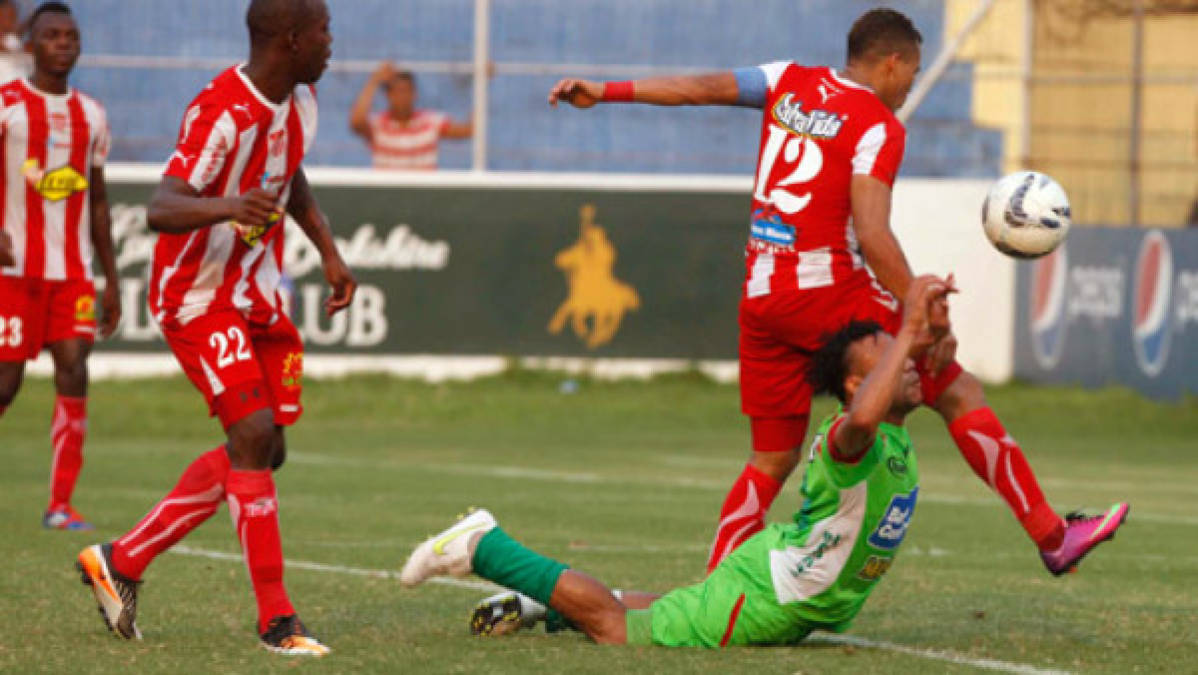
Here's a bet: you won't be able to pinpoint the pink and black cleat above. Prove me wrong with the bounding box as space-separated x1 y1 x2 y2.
1041 502 1130 576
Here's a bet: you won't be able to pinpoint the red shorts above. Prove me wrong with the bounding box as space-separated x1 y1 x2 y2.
739 279 962 452
0 276 96 361
162 310 304 430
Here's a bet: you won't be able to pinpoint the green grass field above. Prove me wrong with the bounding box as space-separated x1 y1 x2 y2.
1 371 1195 673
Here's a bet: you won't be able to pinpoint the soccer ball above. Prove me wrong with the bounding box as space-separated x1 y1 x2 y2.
981 171 1071 259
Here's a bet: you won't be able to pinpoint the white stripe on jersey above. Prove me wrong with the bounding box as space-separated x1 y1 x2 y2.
796 247 834 290
852 122 887 177
759 61 791 90
2 105 27 277
152 230 202 324
768 482 868 604
746 252 775 298
185 111 236 194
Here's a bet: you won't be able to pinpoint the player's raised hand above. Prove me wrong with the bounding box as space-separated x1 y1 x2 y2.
373 60 397 83
322 254 356 317
0 229 13 267
548 78 603 108
230 188 279 229
902 274 952 354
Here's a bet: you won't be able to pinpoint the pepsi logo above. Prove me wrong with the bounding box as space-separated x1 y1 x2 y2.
1132 231 1173 377
1030 246 1069 369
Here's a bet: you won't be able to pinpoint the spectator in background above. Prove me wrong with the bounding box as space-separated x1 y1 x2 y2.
349 61 472 170
0 0 29 84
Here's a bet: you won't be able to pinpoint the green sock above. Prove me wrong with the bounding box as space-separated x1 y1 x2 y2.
471 527 568 606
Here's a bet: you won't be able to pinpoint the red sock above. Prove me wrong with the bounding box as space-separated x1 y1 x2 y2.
706 463 782 573
112 447 229 580
226 469 294 634
48 396 87 510
948 408 1065 550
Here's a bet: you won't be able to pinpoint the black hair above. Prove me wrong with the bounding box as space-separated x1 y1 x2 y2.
385 70 416 89
807 320 885 404
847 8 922 64
29 1 71 26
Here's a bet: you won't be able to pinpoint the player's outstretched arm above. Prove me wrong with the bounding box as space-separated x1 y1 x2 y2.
850 174 915 300
287 167 356 316
548 72 741 109
146 177 277 235
834 276 950 459
88 166 122 338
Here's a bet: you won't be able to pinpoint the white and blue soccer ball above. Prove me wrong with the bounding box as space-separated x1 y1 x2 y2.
981 171 1072 259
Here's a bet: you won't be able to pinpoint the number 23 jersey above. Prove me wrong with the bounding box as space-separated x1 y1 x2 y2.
742 62 906 299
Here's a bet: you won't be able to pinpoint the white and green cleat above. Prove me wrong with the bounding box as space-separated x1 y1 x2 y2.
470 592 546 636
400 508 497 587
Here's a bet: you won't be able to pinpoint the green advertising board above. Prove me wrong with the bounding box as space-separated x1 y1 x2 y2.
99 171 753 360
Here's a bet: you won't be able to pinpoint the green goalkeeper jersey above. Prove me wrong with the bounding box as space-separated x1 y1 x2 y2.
769 412 920 630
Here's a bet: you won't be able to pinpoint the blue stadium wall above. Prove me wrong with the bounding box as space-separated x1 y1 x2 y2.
61 0 999 176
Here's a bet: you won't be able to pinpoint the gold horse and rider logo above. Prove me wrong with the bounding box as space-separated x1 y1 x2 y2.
548 204 640 349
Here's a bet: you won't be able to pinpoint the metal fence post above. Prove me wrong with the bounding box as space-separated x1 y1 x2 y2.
472 0 491 172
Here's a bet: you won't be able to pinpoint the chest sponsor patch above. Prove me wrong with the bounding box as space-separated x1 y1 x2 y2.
867 487 917 551
23 159 88 202
749 211 795 247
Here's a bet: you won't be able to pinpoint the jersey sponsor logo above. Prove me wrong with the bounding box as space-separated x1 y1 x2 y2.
281 351 303 391
857 554 893 581
749 211 795 247
548 204 640 349
22 159 88 202
1132 230 1173 377
74 294 95 322
867 487 917 551
787 530 843 578
1029 247 1068 370
771 93 844 140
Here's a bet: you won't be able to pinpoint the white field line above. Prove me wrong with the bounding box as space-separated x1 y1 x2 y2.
287 452 1198 526
168 544 1069 675
806 634 1072 675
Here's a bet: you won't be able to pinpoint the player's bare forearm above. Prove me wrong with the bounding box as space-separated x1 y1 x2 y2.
349 63 390 141
548 73 740 108
288 168 356 315
88 168 119 284
147 177 236 234
850 174 914 299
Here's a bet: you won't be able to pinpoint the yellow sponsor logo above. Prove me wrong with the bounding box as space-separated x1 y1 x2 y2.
281 351 303 391
857 555 893 582
233 211 280 247
548 204 640 349
74 294 95 322
23 159 88 202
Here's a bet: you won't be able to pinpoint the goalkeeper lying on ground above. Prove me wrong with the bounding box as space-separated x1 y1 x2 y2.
399 275 1111 647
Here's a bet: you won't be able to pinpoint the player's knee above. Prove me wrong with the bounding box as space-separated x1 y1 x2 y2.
0 367 23 407
583 610 628 645
269 429 286 471
751 447 802 483
935 370 986 419
226 410 277 469
53 360 87 394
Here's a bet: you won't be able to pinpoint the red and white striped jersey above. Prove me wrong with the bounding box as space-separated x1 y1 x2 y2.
150 66 317 328
743 63 906 299
369 109 448 170
0 79 109 281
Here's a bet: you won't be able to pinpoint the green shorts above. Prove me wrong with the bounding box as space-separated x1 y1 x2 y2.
626 525 815 647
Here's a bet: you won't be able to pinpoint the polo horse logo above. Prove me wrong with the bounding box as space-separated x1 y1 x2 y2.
548 204 640 349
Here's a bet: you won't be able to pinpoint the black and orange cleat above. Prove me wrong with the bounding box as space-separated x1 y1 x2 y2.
260 614 330 657
76 543 142 639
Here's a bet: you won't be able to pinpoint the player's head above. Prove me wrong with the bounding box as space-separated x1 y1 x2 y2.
26 2 79 79
384 70 416 116
809 321 922 416
846 8 922 112
246 0 332 85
